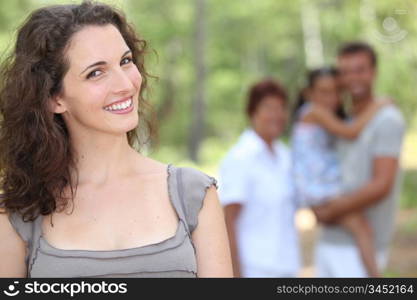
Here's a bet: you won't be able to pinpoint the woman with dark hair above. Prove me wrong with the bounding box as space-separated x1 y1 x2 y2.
0 1 232 278
291 67 388 277
219 79 300 277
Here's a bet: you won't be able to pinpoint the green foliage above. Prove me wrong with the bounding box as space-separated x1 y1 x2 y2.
401 169 417 208
1 0 415 152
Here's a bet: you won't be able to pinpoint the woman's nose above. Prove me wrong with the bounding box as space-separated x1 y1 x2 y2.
112 68 134 94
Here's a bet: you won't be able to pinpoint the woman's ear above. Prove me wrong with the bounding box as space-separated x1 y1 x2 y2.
48 95 67 114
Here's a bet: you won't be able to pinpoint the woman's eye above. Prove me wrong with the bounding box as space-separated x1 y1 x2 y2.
86 70 102 79
121 57 132 65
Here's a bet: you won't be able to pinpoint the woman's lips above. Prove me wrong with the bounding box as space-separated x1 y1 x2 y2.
103 97 134 114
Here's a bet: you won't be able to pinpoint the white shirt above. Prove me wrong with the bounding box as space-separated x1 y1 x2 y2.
219 128 300 277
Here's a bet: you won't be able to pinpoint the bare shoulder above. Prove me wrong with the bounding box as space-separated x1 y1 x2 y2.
133 154 169 175
192 183 233 277
197 185 222 226
0 211 27 277
0 211 16 235
0 211 25 244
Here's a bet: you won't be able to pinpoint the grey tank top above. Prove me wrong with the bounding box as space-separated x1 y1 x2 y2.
7 164 218 278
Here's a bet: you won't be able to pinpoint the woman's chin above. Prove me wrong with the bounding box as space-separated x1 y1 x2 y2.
110 119 139 136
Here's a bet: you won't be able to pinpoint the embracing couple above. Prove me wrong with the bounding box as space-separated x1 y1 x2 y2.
292 42 405 277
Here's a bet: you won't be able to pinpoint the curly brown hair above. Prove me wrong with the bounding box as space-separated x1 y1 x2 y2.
0 1 156 221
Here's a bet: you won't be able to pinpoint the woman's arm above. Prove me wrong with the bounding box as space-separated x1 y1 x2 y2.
310 101 387 139
224 203 243 277
192 186 234 277
0 212 27 277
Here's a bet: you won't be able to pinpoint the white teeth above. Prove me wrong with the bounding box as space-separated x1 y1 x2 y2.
104 98 132 111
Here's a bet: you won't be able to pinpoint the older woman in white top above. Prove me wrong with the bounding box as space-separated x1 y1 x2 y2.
219 79 300 277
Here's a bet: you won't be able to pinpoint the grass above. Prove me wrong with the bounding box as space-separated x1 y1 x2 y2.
400 128 417 209
401 210 417 235
400 169 417 209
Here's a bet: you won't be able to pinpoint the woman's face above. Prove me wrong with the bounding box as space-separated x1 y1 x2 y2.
52 24 141 137
309 76 340 112
251 96 286 142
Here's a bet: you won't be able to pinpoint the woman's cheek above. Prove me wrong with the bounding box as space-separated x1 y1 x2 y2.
93 84 108 102
129 65 142 90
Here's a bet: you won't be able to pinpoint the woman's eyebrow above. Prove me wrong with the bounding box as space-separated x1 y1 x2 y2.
79 50 132 75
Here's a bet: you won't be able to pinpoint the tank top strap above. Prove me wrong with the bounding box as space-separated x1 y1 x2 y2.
8 212 43 276
27 215 43 277
167 164 218 238
167 164 188 231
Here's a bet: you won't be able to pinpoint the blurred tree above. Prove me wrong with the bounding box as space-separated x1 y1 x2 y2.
301 0 324 68
188 0 207 162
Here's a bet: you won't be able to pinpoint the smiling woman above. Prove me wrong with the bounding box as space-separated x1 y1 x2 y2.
52 24 142 139
0 1 232 278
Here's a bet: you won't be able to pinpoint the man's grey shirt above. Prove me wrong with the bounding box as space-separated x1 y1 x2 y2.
320 104 406 252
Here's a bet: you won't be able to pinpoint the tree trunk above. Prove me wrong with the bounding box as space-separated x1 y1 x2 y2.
188 0 206 162
301 0 324 68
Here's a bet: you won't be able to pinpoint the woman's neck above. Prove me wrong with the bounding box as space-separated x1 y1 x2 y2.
70 131 139 186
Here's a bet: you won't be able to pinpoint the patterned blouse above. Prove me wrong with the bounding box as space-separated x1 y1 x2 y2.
291 104 343 207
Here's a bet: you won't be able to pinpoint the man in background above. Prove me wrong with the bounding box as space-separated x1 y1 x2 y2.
313 42 406 277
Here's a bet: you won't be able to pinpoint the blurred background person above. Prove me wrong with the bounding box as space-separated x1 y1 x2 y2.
219 79 300 277
291 67 387 277
313 42 406 277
